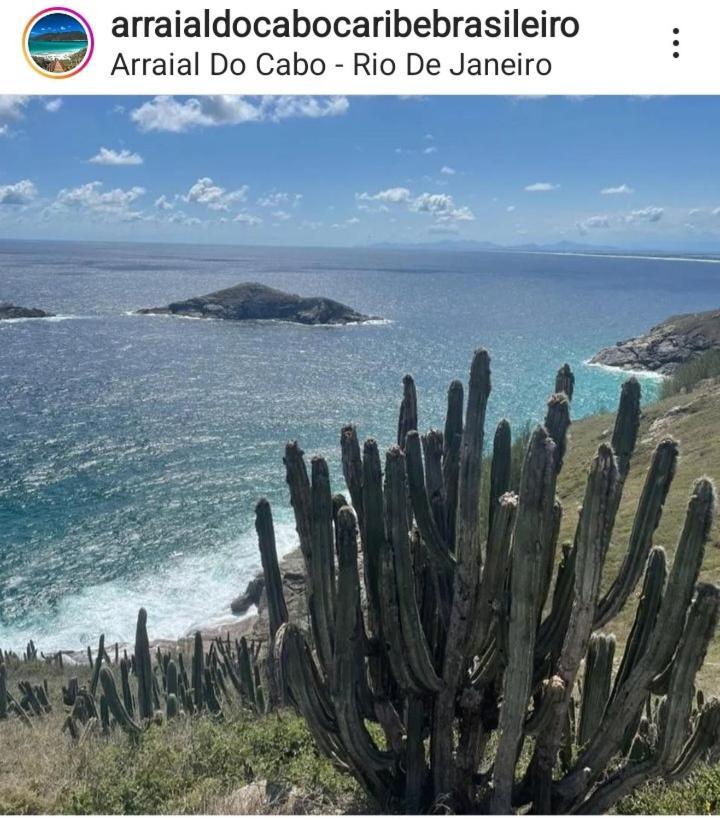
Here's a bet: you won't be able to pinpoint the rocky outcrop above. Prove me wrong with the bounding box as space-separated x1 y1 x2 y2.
590 307 720 374
0 302 54 320
137 282 374 325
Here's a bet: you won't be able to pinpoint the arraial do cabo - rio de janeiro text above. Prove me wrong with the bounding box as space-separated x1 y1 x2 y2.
109 8 581 79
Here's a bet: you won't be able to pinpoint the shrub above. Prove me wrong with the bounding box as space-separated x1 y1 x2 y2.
660 349 720 399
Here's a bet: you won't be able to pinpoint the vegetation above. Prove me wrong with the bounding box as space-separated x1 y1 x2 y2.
3 358 720 814
259 353 720 813
660 348 720 400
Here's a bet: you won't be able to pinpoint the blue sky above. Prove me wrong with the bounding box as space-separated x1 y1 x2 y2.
30 12 86 36
1 95 719 249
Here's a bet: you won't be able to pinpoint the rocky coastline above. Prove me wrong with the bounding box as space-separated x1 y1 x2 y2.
137 281 375 325
590 307 720 374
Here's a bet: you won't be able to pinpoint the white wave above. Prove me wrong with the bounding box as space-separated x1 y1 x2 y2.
0 516 298 654
583 359 667 380
0 314 81 324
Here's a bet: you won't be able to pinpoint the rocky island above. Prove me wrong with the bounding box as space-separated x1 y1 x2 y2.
590 307 720 374
137 281 374 325
0 302 54 320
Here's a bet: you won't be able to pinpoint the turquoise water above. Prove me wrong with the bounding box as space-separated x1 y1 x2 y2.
1 240 718 651
28 40 87 57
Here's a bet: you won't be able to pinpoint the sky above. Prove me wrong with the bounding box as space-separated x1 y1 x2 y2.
30 12 86 36
1 95 720 250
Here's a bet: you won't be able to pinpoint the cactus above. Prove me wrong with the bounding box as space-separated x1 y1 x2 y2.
258 351 720 813
0 663 7 720
99 667 142 735
192 631 204 713
135 607 154 721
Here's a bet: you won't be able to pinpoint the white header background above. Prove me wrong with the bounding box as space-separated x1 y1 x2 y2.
0 0 717 94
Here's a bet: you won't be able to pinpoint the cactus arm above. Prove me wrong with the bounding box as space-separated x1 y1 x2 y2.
99 667 143 734
611 378 641 480
341 425 365 535
559 478 715 806
527 445 620 813
284 441 314 574
442 379 464 547
667 699 720 780
332 507 393 803
555 363 575 401
471 491 518 655
544 393 571 474
361 438 386 623
524 676 566 737
595 439 678 629
490 426 558 813
384 447 442 692
90 634 105 697
0 663 7 720
397 374 418 448
255 498 289 641
657 583 720 766
404 431 455 573
577 634 616 747
488 419 512 537
134 608 154 721
310 457 338 673
535 542 576 665
192 631 205 713
422 429 447 536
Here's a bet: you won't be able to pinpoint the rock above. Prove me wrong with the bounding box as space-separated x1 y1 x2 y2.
0 302 54 320
590 308 720 374
137 281 375 325
231 575 265 615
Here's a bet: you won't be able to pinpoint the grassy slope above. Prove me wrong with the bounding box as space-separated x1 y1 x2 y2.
556 376 720 691
0 662 362 815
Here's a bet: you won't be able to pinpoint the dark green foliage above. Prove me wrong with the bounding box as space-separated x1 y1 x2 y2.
135 608 154 721
660 349 720 399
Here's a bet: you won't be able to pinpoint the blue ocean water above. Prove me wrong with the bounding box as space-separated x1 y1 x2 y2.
28 40 87 57
1 240 719 651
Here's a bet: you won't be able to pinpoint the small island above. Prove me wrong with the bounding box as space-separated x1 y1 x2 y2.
0 302 54 320
590 307 720 374
137 281 375 325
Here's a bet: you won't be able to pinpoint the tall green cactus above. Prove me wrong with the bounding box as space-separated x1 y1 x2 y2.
258 351 720 813
134 607 154 721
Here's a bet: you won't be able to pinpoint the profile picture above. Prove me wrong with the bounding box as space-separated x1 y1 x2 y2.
23 8 94 78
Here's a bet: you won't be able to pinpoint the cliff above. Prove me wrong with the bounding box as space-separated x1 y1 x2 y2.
590 307 720 374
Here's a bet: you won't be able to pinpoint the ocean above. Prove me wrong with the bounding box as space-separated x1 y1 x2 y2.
28 40 87 58
2 239 719 651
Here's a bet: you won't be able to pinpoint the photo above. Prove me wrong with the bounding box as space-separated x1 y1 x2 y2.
24 10 91 77
1 94 720 816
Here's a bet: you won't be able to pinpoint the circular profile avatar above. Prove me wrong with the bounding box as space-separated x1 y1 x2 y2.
23 8 94 78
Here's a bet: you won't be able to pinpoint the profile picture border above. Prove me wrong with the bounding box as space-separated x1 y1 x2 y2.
23 6 94 79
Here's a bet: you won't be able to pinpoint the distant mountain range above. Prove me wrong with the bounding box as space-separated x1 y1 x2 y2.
30 31 87 42
364 239 720 256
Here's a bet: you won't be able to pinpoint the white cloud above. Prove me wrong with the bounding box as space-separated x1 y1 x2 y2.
0 96 30 123
625 206 663 223
183 177 248 211
45 98 63 113
423 146 438 155
0 179 37 206
411 192 475 222
0 125 8 137
506 205 516 213
272 210 292 221
89 147 144 166
154 195 174 211
49 181 146 221
257 191 302 208
131 95 349 133
234 212 262 226
576 215 611 234
601 184 634 195
525 182 560 192
440 166 456 176
357 187 411 204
